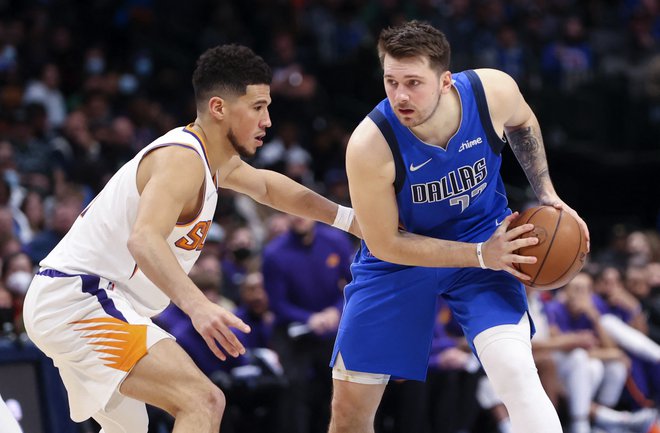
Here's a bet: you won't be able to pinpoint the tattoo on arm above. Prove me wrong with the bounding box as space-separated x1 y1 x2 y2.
506 125 550 195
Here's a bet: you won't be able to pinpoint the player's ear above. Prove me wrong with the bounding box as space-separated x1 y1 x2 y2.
440 70 452 92
208 96 226 120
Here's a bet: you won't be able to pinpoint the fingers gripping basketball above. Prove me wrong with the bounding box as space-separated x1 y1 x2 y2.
511 206 588 290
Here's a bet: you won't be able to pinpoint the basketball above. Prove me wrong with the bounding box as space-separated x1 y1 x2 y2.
511 205 588 290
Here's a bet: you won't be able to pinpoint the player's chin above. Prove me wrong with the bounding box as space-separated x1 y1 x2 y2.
394 115 414 126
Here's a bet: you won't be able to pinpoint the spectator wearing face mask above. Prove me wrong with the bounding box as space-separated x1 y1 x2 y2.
1 251 34 334
221 226 260 304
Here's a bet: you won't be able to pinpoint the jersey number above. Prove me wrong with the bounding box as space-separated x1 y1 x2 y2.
449 182 487 213
175 220 211 251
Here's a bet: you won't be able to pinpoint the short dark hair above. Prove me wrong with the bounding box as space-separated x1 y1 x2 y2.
192 44 272 107
377 21 451 73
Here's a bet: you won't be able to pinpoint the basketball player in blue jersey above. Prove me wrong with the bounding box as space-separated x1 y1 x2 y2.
23 45 358 433
328 21 590 433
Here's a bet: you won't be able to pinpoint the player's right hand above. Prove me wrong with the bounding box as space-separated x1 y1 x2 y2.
189 302 251 361
482 212 539 280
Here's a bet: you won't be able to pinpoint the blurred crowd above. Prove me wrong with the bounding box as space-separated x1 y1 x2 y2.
0 0 659 432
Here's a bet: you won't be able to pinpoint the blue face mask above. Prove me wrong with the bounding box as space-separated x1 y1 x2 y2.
135 55 152 76
86 57 105 75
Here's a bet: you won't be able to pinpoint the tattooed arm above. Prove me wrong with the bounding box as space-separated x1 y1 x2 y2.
505 119 557 202
475 68 590 249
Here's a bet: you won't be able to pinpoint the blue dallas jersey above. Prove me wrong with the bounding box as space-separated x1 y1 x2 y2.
355 70 512 270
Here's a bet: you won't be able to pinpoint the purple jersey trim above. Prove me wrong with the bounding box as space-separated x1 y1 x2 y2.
37 269 128 322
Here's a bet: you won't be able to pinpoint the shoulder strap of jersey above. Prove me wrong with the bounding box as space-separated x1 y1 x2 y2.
367 108 405 194
463 70 507 155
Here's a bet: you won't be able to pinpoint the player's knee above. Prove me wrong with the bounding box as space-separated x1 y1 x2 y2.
197 384 226 420
174 381 225 422
485 351 538 400
566 347 589 366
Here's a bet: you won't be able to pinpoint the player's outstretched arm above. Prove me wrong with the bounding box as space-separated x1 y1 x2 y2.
345 118 538 272
128 146 250 361
477 69 590 250
219 157 361 238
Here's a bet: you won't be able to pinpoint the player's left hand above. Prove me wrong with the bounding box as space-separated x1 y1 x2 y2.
541 198 590 252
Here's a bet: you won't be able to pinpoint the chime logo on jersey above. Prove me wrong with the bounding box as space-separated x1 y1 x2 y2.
458 136 483 152
411 158 487 204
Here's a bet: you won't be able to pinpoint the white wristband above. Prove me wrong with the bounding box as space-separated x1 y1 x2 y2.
476 242 487 269
332 205 354 232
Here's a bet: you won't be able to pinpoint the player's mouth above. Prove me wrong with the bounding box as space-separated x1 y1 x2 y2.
255 133 266 145
398 108 414 116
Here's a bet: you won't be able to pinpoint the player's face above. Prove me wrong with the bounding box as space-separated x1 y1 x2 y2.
383 55 446 127
226 84 272 157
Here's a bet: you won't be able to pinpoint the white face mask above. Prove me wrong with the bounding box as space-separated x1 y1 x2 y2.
6 271 33 296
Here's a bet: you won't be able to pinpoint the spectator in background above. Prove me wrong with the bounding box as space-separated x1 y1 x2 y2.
526 283 658 433
222 225 260 305
596 224 631 270
0 282 14 336
622 264 660 407
51 110 105 194
19 190 45 243
627 230 659 266
22 62 66 130
24 193 82 264
255 119 311 175
264 212 290 244
1 251 33 333
234 271 274 351
12 102 55 193
262 215 353 433
542 273 660 432
268 30 318 122
0 205 18 253
541 15 593 92
644 261 660 343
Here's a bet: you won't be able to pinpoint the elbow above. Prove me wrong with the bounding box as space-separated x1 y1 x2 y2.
364 238 395 263
127 230 147 262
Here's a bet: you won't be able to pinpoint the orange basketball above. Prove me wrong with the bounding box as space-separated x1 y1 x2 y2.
511 205 588 290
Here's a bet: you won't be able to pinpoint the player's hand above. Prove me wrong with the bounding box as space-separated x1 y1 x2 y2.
565 330 598 350
482 212 539 280
308 307 340 334
542 199 590 252
189 301 251 361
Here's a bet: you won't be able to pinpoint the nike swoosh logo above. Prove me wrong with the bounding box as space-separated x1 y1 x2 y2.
495 217 505 226
409 158 432 172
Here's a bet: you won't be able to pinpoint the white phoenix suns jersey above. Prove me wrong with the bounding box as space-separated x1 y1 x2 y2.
41 125 218 317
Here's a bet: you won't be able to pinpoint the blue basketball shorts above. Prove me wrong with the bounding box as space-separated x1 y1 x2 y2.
330 265 534 381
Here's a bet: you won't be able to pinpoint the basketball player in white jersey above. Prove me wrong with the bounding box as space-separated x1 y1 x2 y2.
22 45 358 433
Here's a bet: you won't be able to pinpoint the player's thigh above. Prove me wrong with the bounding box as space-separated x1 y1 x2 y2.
443 268 530 349
331 378 387 420
120 338 219 414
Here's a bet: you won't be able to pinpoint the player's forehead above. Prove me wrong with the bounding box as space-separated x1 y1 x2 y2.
241 84 271 105
383 54 435 79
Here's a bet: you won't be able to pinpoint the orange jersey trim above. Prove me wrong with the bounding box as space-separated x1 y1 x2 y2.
71 317 148 372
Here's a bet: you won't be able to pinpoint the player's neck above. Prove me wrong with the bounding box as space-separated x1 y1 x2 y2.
408 86 461 148
191 116 226 173
190 119 232 172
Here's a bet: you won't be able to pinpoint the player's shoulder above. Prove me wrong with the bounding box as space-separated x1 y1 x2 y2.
470 69 520 98
346 114 392 163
